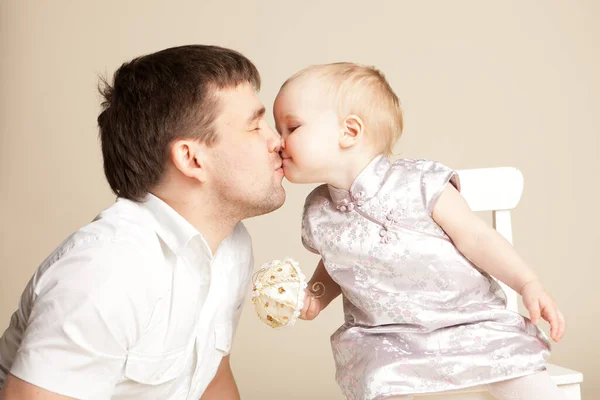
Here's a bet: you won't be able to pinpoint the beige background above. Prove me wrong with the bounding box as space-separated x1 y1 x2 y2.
1 0 598 399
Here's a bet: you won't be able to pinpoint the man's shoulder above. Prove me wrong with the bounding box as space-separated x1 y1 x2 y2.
36 200 168 291
67 199 160 254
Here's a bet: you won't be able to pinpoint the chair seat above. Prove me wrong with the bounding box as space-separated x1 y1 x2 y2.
547 363 584 385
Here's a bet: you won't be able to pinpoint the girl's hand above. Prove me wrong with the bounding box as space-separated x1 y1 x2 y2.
299 290 322 320
521 280 566 342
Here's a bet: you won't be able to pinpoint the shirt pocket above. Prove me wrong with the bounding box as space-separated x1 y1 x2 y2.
214 322 233 355
124 347 190 385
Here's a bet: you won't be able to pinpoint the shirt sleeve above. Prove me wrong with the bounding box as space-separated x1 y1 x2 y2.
9 243 151 399
419 160 461 214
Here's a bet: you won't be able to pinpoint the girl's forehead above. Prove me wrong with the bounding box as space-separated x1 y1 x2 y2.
275 77 335 118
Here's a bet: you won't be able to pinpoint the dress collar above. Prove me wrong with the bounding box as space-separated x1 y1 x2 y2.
327 155 391 211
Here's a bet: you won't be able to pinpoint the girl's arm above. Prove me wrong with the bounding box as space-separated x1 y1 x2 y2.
300 259 342 320
432 184 565 342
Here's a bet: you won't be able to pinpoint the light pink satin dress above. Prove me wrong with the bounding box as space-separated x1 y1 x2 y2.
301 155 550 400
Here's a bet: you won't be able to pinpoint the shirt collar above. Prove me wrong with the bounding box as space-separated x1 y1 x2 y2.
138 193 206 255
328 154 391 209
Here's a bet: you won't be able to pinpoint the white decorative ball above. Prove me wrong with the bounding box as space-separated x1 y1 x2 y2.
252 258 307 328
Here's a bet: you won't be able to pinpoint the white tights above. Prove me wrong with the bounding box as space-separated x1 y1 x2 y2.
487 371 567 400
386 371 567 400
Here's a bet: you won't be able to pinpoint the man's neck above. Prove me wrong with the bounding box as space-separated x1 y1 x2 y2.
152 189 240 255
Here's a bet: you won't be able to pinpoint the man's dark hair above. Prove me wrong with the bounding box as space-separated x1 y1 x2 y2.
97 45 261 201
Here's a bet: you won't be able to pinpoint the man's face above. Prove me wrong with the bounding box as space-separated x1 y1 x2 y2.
205 82 286 218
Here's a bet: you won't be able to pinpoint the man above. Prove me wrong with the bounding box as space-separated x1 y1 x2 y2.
0 45 285 399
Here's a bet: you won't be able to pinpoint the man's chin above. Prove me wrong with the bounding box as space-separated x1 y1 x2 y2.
245 187 286 218
272 185 286 209
272 190 286 211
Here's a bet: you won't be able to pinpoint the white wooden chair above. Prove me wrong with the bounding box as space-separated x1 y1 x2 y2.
414 167 584 399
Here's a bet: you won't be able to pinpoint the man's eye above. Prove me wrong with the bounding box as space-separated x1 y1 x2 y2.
288 126 299 133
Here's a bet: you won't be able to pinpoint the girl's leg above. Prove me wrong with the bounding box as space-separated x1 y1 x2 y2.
487 371 567 400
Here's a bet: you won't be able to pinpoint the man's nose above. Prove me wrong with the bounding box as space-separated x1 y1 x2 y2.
266 126 282 153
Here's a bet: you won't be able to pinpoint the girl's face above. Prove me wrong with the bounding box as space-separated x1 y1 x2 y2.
274 78 341 184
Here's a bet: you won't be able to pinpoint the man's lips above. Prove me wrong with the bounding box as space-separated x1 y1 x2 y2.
275 162 284 174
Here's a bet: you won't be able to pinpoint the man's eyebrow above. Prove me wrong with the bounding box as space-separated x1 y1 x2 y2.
247 106 266 124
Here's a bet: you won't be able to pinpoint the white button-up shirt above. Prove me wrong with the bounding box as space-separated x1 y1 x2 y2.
0 194 253 399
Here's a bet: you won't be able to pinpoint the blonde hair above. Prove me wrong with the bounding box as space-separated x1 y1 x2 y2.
282 62 403 155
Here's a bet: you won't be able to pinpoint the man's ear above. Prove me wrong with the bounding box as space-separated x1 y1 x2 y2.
339 114 365 149
170 139 207 183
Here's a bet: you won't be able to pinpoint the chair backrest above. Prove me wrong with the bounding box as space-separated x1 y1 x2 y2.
456 167 524 312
